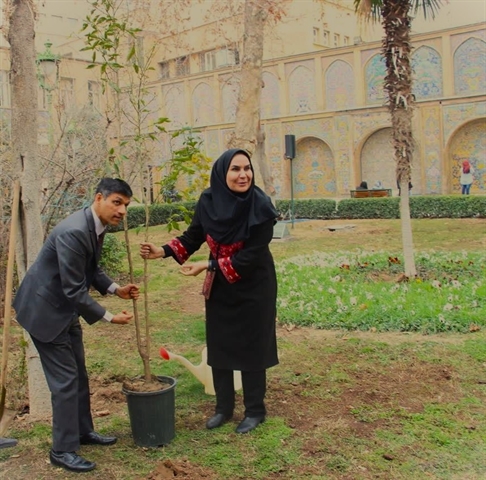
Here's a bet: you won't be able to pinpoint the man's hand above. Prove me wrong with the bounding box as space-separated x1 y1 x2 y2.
140 242 164 260
116 284 140 300
111 310 133 324
180 261 207 277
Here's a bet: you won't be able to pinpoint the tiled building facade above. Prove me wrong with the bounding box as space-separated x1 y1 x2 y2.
155 23 486 198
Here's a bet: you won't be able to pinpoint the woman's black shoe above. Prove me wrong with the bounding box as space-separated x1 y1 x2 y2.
206 413 232 429
235 416 265 434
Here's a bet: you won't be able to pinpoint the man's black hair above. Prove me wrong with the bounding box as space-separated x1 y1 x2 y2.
95 178 133 198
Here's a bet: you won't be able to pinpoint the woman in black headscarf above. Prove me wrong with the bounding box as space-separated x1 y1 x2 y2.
140 148 279 434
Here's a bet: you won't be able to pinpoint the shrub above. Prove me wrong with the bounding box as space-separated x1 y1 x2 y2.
99 233 126 277
337 197 400 219
119 196 485 230
409 195 486 218
275 199 337 219
114 201 197 231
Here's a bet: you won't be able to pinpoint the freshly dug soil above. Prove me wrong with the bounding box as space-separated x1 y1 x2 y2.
122 376 172 393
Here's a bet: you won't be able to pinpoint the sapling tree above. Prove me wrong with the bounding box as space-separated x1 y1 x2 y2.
82 0 210 384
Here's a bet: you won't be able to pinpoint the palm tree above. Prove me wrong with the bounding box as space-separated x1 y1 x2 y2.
354 0 441 277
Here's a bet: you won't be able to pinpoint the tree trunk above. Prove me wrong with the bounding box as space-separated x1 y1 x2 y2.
398 181 416 277
226 0 276 197
254 126 276 201
382 0 417 277
8 0 51 418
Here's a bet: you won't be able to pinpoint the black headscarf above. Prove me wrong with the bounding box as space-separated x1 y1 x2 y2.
197 148 278 244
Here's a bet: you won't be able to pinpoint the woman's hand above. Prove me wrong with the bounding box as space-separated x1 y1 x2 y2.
140 242 164 259
180 261 207 277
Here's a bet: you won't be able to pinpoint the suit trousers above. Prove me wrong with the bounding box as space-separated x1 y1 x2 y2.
212 368 266 418
31 317 94 452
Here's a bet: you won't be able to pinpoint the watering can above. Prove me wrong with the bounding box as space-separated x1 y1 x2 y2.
159 346 242 395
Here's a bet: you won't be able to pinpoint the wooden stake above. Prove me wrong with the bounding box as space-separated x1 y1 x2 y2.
0 180 20 422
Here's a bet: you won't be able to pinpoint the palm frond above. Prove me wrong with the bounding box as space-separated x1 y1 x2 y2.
413 0 442 20
354 0 383 23
355 0 442 21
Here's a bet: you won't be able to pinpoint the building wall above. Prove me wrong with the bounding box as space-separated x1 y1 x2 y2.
0 1 484 199
154 23 486 198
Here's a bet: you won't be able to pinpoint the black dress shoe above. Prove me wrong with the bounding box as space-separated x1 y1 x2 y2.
80 431 117 446
0 438 17 449
50 450 96 472
206 413 232 430
235 416 265 434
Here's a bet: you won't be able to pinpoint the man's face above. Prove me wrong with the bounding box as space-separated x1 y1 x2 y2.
93 192 131 226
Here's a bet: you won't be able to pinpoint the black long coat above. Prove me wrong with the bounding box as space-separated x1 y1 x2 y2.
165 215 278 372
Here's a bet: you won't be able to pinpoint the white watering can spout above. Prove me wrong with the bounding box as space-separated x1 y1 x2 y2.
159 346 242 395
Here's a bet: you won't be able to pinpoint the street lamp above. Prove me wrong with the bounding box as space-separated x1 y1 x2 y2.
36 40 61 96
36 41 61 148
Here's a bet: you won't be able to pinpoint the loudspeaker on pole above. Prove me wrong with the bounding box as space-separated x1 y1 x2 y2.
284 134 296 159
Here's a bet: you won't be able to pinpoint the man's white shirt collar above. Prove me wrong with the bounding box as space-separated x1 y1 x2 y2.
90 206 106 237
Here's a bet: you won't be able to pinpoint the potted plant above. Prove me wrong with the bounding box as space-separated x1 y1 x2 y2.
83 0 210 447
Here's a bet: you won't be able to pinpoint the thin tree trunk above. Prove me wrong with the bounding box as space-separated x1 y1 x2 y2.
398 181 415 276
8 0 51 418
382 0 417 277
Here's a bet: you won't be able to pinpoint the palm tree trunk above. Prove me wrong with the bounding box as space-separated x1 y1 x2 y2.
382 0 417 277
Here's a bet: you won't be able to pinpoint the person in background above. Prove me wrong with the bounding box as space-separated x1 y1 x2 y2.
356 181 368 190
460 160 474 195
13 178 139 473
372 180 383 189
140 148 279 434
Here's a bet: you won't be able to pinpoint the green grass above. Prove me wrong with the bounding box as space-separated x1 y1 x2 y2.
276 250 486 333
1 218 486 480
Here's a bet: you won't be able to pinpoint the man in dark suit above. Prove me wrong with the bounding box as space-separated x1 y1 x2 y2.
13 178 139 473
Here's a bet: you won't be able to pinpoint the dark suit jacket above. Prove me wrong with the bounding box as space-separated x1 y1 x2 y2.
13 207 113 342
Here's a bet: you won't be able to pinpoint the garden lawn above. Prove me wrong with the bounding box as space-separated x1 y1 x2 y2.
1 218 485 480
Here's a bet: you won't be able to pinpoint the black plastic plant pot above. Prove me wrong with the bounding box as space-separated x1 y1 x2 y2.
122 375 177 447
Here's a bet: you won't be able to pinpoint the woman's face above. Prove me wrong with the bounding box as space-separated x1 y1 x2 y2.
226 153 253 193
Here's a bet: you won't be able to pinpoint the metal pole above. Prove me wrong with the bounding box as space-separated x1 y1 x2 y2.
290 158 294 229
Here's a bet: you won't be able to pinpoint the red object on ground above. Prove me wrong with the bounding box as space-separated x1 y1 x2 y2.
159 347 170 360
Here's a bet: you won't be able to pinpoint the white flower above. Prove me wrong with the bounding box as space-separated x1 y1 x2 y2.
350 297 357 306
443 303 453 311
432 280 441 288
451 280 461 288
366 292 374 300
328 287 337 294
